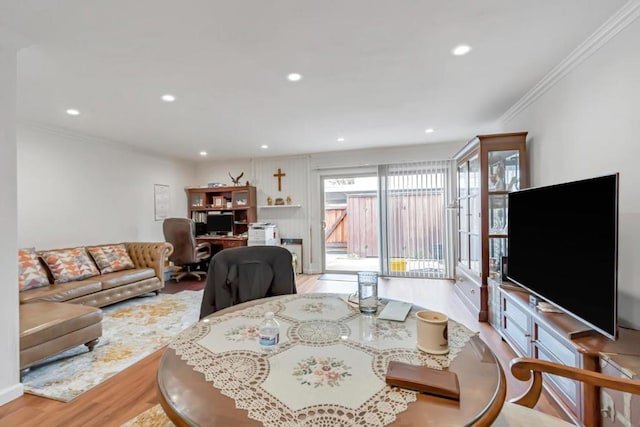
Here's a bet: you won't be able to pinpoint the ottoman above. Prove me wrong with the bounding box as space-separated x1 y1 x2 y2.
20 302 103 374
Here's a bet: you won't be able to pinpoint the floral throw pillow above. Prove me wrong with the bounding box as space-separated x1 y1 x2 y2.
87 244 135 274
40 248 100 284
18 247 51 291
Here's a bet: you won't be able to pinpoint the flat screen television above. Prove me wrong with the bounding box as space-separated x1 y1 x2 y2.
507 173 619 340
206 213 234 236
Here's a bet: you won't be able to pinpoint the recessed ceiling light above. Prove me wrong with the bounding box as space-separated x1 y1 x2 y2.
65 109 80 116
161 94 176 102
425 128 435 134
337 137 345 142
452 45 471 56
261 144 269 149
199 151 208 156
287 73 302 82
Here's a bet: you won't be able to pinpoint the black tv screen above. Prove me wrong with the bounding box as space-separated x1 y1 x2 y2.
206 213 234 235
507 174 619 340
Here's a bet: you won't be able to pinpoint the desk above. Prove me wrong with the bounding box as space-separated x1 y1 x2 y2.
157 294 506 426
196 235 247 250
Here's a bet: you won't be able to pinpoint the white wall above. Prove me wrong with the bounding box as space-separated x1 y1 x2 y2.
253 156 309 267
17 125 197 249
502 17 640 329
196 159 253 188
0 44 23 405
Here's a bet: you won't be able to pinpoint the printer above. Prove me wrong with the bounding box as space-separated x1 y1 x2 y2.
248 223 279 246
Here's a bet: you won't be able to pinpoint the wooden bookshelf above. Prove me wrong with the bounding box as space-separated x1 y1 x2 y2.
186 186 257 238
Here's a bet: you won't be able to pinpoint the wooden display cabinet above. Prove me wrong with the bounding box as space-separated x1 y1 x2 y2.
186 185 257 238
453 132 528 322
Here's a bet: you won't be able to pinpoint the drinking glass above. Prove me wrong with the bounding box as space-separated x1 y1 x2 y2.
357 271 378 313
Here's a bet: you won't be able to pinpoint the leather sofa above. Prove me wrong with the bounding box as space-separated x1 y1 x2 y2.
20 301 103 373
18 242 173 373
20 242 174 307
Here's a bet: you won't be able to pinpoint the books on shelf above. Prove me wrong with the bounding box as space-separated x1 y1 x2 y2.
191 212 207 223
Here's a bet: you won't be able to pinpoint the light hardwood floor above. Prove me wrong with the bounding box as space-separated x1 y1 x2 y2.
0 275 568 426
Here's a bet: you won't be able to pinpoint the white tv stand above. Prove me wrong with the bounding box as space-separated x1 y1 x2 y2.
497 282 640 426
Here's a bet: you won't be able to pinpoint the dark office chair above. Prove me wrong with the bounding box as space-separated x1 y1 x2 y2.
162 218 212 282
199 245 297 319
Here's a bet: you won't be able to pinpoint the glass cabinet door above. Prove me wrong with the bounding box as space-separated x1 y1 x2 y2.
458 163 468 198
468 156 481 275
488 150 521 192
190 192 205 208
487 149 521 276
468 156 480 195
232 190 249 207
488 195 508 235
457 162 469 268
489 237 507 279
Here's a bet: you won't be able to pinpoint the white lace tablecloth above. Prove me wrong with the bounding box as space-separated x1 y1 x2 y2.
169 294 477 426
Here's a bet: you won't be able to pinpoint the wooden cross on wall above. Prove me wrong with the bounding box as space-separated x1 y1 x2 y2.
273 168 286 192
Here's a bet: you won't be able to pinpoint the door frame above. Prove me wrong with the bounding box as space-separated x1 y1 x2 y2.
320 169 380 274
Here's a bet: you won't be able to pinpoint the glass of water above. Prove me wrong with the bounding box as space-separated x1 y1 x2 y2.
357 271 378 313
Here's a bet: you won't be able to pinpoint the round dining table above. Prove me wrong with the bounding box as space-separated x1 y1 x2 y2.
157 293 506 426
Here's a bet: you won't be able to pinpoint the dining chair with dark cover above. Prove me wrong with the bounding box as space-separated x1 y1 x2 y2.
162 217 211 282
199 245 296 319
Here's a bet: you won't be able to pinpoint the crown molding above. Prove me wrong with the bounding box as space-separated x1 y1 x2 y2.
500 0 640 125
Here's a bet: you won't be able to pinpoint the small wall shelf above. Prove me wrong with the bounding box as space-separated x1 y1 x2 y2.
258 205 302 209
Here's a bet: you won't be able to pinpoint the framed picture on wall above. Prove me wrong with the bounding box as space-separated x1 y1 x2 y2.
154 184 170 221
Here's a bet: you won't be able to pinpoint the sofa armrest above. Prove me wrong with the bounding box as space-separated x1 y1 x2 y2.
124 242 174 287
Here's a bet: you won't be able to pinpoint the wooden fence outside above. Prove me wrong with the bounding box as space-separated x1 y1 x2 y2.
324 192 444 259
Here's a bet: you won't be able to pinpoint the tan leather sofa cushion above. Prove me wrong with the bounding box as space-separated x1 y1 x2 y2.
19 279 102 304
100 268 155 290
20 302 103 350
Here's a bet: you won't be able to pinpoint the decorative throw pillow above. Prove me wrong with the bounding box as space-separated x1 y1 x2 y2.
40 247 100 284
87 244 135 274
18 247 51 291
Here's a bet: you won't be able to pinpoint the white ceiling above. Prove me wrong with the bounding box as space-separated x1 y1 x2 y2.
3 0 627 161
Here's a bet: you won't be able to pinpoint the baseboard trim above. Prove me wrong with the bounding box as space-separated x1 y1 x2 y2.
0 382 23 406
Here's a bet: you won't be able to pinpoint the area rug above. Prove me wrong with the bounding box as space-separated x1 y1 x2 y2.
121 404 173 427
22 290 203 402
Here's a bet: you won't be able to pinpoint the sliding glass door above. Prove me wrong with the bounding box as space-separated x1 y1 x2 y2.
322 174 380 273
321 160 452 278
379 161 451 278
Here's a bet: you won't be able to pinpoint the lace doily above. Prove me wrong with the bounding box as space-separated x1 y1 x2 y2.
170 294 477 426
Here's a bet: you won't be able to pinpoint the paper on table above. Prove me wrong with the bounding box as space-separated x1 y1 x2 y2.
377 301 412 322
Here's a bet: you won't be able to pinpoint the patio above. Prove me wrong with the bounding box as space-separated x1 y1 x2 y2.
325 252 445 277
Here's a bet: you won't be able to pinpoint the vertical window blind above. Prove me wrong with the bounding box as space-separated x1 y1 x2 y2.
380 160 452 278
